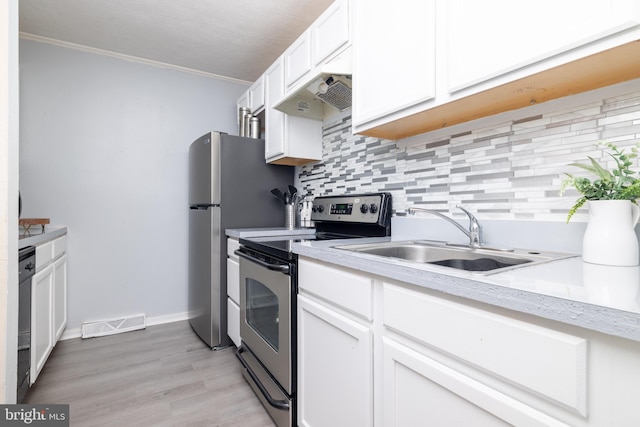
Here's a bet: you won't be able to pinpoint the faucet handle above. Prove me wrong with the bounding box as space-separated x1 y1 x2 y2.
455 204 476 221
456 205 483 247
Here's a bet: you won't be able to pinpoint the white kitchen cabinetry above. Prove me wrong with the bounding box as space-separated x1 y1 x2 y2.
264 57 322 165
352 0 436 130
284 32 312 90
226 237 240 347
297 256 640 426
31 264 53 382
352 0 640 140
283 0 350 95
31 234 67 384
297 259 373 427
446 0 640 93
52 255 67 341
236 76 265 117
237 91 248 110
311 0 350 68
248 76 265 114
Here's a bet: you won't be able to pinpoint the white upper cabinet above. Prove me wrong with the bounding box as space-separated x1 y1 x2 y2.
312 0 350 67
237 76 265 115
237 91 249 110
264 58 286 160
265 57 322 165
282 0 351 97
352 0 436 130
352 0 640 141
446 0 640 93
248 76 265 113
284 32 312 90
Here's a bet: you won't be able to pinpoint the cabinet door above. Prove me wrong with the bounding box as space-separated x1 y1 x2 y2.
264 58 286 160
352 0 436 128
446 0 640 93
31 266 53 384
298 295 373 427
312 0 350 66
53 255 67 341
227 298 240 347
248 76 265 113
382 338 569 427
237 91 249 110
284 32 312 90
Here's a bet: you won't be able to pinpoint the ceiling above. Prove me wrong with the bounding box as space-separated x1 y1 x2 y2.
19 0 335 83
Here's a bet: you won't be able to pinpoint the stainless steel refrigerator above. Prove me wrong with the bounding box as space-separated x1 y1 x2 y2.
188 131 294 348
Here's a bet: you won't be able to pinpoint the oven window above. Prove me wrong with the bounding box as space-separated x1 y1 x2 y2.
246 278 279 351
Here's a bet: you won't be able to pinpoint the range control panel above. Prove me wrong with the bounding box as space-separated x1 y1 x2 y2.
311 193 392 225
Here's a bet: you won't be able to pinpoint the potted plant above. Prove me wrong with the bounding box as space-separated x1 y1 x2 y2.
560 141 640 266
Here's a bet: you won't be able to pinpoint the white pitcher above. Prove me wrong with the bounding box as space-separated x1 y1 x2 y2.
582 200 640 266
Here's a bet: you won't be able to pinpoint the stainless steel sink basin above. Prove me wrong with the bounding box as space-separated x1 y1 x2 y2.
334 241 577 274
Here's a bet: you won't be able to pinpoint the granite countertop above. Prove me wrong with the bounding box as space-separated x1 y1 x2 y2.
293 237 640 343
18 226 68 249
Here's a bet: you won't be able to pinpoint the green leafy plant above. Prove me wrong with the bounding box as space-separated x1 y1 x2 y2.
560 141 640 222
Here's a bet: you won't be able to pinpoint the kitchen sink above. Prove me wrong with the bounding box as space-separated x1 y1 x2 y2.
333 241 577 274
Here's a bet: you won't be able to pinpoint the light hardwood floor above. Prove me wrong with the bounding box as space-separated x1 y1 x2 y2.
25 321 275 427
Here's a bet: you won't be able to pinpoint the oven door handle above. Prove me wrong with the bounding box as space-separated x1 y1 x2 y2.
235 346 290 411
234 249 290 274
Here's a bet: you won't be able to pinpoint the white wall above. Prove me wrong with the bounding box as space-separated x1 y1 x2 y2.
0 0 19 404
19 39 247 333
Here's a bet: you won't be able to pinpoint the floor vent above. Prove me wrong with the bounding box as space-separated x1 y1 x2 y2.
81 314 146 339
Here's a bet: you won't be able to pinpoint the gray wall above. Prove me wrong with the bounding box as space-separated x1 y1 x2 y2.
19 39 247 333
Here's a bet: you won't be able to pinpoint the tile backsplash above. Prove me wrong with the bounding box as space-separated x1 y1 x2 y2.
299 90 640 222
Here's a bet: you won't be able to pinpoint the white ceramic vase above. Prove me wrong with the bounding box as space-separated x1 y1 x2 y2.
582 200 640 266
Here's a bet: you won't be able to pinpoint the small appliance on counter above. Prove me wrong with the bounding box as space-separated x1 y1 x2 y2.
235 192 392 427
298 195 315 228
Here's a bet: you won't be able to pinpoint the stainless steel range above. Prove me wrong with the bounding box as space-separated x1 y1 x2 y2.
235 192 392 427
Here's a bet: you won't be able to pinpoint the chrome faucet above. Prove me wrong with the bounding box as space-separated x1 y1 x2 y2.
407 205 484 248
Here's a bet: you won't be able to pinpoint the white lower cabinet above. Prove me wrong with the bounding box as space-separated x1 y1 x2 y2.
226 237 241 347
297 294 373 427
31 266 54 383
52 255 67 342
31 234 67 384
297 257 640 426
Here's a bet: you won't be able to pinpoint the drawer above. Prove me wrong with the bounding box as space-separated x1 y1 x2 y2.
53 235 66 260
299 258 373 321
227 237 240 260
227 258 240 304
383 282 587 415
35 241 54 271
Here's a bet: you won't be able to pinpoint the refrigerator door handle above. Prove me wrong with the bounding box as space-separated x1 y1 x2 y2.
190 203 221 210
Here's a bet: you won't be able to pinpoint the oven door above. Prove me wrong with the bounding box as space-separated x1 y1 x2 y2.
237 248 293 394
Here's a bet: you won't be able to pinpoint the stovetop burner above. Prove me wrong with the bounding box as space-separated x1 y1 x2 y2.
240 192 392 260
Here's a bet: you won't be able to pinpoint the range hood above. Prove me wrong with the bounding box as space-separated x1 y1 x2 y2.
274 48 352 120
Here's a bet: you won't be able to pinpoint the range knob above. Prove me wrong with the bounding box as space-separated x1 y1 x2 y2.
360 204 369 214
317 205 324 213
369 203 378 214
